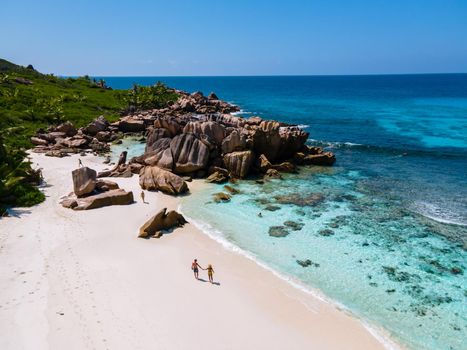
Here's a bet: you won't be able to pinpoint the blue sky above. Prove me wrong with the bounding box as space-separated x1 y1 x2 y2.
2 0 467 76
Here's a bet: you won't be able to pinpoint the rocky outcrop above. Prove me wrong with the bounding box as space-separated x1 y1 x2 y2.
153 116 181 137
183 121 225 145
296 259 319 268
31 117 116 155
138 208 187 238
68 189 134 210
252 121 282 162
221 129 247 154
89 138 110 153
64 136 89 148
275 193 325 207
257 154 272 172
268 226 290 237
272 161 296 173
206 171 228 183
31 87 336 188
95 179 119 191
139 138 173 169
284 220 304 231
223 185 240 194
62 164 134 210
98 151 135 178
139 166 188 195
84 116 109 136
277 128 309 160
170 133 209 174
171 91 239 115
118 116 145 132
55 121 77 136
223 150 254 178
145 128 170 152
72 167 97 197
31 136 49 146
95 131 113 142
302 152 336 166
208 92 218 100
45 150 69 157
264 168 282 180
213 192 231 203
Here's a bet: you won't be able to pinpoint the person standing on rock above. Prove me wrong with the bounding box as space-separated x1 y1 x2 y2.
78 159 83 167
191 259 203 280
140 191 146 203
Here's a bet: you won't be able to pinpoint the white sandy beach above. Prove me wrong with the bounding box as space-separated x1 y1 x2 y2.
0 152 399 350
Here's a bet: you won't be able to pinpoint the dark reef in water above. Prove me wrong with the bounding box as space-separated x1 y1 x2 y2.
269 226 290 237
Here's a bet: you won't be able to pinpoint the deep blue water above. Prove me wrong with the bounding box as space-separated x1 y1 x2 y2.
101 75 467 349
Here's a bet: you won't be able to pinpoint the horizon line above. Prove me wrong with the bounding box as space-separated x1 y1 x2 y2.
63 72 467 78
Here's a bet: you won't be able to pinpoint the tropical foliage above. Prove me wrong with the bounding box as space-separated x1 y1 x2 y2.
0 58 179 215
125 83 178 111
0 129 44 215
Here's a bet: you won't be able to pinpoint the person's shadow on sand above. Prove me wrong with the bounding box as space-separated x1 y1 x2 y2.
197 278 221 286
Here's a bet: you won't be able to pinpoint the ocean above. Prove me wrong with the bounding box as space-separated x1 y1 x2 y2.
101 75 467 350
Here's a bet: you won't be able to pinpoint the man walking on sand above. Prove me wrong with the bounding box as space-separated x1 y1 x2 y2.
191 259 203 280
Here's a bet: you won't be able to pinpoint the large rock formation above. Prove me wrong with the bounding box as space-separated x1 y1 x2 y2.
62 165 134 210
55 121 77 136
139 166 188 195
118 116 145 132
170 133 209 174
183 121 225 145
223 150 254 178
72 189 134 210
277 128 309 160
64 136 89 148
221 129 247 154
146 128 170 152
153 116 181 137
252 121 282 162
140 138 173 169
31 88 336 189
84 116 109 136
139 208 187 238
72 167 97 197
30 137 49 146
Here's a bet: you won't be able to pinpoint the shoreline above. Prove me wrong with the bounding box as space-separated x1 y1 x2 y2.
0 152 402 350
181 211 402 350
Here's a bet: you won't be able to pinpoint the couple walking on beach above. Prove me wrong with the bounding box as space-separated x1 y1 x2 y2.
191 259 215 283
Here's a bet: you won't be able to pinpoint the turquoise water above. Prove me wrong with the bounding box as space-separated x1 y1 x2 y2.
109 136 146 161
101 75 467 349
180 170 466 350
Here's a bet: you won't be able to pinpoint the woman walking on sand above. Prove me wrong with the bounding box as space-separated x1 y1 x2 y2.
191 259 203 280
206 264 215 283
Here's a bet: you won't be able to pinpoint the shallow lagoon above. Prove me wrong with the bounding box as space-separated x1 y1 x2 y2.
180 167 467 350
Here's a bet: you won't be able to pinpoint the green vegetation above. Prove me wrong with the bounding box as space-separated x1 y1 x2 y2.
0 58 179 215
126 83 179 110
0 129 45 214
